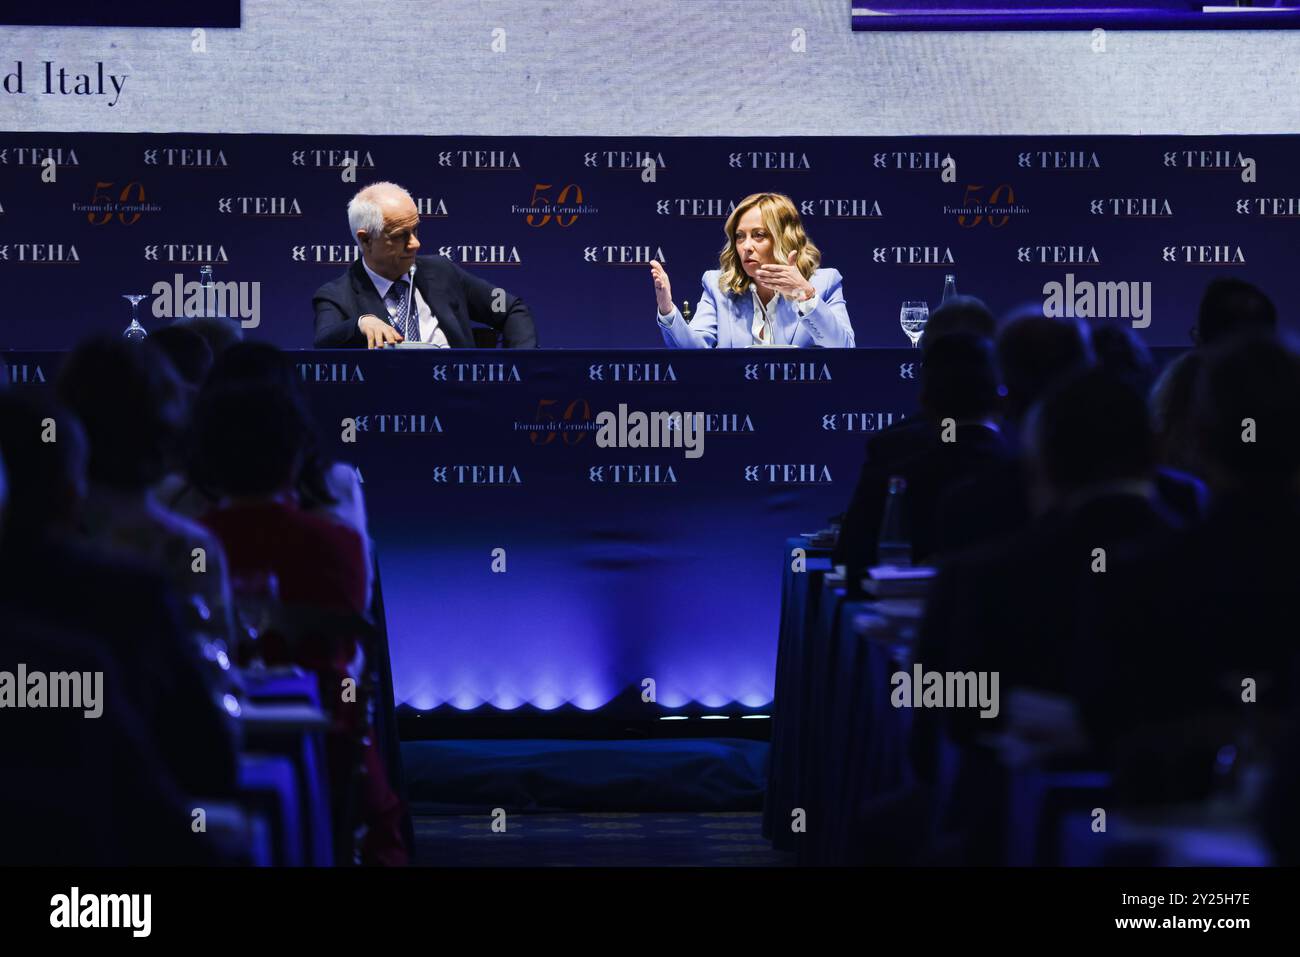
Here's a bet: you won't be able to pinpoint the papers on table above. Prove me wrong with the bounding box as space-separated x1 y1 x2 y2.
862 563 936 598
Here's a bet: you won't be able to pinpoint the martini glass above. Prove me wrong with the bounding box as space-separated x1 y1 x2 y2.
122 294 148 341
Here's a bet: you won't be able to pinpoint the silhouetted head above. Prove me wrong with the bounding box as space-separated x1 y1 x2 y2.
147 324 214 390
919 332 1001 424
179 316 244 359
919 295 995 357
1088 321 1154 397
1026 369 1154 506
192 381 312 499
199 343 338 508
1195 278 1276 347
206 342 296 390
0 391 88 542
1192 333 1300 492
996 316 1093 422
56 338 187 491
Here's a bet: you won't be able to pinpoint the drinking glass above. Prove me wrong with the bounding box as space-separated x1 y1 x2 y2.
231 570 281 669
122 294 148 340
900 301 929 349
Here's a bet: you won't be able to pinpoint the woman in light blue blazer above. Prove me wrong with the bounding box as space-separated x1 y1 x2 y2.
650 191 855 348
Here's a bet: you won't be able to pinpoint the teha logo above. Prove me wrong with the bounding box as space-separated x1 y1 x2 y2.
744 464 833 484
349 414 443 434
588 362 676 382
1090 198 1173 217
743 362 832 382
728 151 811 170
656 198 735 218
292 244 360 264
799 199 884 219
433 363 521 382
433 465 523 484
437 245 521 265
693 413 754 433
585 150 668 170
218 197 303 217
0 146 79 166
143 147 226 167
1018 151 1101 169
1018 246 1100 265
144 244 227 264
588 465 678 484
291 149 375 169
821 412 905 432
873 246 954 265
437 150 520 169
1235 198 1300 217
0 243 79 263
1162 245 1246 265
1163 150 1248 170
583 245 664 264
296 362 365 383
873 151 949 171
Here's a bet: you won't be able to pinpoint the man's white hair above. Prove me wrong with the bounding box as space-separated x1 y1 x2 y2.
347 182 413 244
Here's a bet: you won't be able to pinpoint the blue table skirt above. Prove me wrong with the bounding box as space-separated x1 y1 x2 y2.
766 554 920 864
763 538 832 850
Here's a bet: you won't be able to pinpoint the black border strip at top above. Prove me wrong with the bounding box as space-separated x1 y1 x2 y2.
0 0 239 28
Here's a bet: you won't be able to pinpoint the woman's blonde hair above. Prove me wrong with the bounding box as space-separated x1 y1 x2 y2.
717 192 821 296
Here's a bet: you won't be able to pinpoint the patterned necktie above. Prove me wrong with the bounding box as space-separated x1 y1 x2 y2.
387 279 418 342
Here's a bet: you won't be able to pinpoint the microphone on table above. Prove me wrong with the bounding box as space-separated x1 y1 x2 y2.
405 263 417 342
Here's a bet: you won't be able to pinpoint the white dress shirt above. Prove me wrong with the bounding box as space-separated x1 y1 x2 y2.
362 259 450 347
657 281 819 345
751 286 816 345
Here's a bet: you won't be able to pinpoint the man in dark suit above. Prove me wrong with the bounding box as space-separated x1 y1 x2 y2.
313 182 536 349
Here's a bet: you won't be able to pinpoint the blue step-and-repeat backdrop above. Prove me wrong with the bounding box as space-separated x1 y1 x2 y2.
1 133 1297 351
1 131 1290 721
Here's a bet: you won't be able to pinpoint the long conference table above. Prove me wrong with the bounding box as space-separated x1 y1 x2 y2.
3 348 925 723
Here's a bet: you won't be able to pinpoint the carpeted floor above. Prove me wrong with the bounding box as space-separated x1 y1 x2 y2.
410 811 792 867
401 738 770 813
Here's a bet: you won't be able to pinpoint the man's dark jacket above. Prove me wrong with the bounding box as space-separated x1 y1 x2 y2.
312 255 536 348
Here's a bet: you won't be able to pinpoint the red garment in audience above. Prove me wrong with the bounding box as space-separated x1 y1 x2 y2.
202 498 407 866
